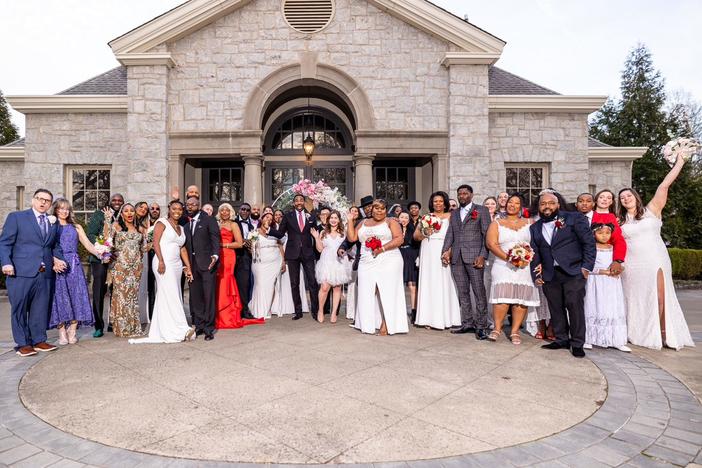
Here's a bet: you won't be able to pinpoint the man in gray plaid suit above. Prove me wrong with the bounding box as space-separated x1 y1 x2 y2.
441 184 491 340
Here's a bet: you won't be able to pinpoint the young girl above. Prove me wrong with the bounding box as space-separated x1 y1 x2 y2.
584 223 630 352
312 210 352 323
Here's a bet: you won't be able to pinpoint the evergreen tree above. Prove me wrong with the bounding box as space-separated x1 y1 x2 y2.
0 89 19 146
590 44 702 248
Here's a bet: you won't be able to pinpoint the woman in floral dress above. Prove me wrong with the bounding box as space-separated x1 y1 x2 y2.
106 203 146 337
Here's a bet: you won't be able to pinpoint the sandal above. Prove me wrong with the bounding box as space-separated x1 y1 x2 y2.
510 333 522 345
488 330 501 342
534 331 544 340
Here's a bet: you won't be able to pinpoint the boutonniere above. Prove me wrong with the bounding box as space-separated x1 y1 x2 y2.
470 210 479 220
554 216 566 229
47 215 57 225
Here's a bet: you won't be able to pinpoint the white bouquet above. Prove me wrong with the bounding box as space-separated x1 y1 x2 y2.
661 137 701 167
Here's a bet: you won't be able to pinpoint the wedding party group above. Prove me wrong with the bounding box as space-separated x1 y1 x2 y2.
0 152 695 358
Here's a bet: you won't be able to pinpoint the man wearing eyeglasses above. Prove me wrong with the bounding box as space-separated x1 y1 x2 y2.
234 202 257 319
0 189 68 357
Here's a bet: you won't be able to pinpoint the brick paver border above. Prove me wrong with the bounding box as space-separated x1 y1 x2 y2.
1 347 701 467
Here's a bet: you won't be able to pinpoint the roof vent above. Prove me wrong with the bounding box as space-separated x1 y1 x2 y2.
283 0 334 34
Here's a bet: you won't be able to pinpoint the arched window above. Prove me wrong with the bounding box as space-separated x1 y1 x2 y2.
265 109 351 155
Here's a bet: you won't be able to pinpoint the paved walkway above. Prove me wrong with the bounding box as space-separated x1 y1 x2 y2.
0 292 701 466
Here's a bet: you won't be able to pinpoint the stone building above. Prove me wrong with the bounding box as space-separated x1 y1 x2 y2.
0 0 646 224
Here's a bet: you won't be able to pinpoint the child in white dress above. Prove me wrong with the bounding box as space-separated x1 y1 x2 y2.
584 223 630 352
312 210 352 323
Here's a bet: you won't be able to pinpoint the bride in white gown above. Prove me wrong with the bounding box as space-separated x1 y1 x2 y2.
619 153 694 350
130 202 195 344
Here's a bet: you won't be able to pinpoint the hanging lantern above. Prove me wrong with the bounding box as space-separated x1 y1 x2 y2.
303 132 315 162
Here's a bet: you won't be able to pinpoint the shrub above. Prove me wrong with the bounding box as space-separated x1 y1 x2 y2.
669 248 702 280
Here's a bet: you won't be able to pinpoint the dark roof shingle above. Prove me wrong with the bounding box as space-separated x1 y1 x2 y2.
1 137 25 148
488 67 559 95
58 66 127 95
588 136 611 148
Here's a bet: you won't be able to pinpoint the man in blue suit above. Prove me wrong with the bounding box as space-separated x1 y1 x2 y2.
0 188 67 357
530 191 595 358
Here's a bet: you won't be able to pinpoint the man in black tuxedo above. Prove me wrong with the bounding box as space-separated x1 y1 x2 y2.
184 197 220 340
530 191 596 358
234 202 257 319
147 202 161 320
268 194 319 320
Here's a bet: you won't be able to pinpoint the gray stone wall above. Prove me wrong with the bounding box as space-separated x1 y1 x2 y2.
22 112 128 206
588 160 633 194
488 112 589 202
447 64 490 195
0 161 24 226
166 0 450 132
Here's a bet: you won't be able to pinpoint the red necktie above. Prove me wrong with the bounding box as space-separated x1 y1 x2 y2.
298 211 305 231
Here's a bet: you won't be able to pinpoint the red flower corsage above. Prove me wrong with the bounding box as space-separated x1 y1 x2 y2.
554 217 566 229
470 210 478 220
522 208 530 218
365 236 382 251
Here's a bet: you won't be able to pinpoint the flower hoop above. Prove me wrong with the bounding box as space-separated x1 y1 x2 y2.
272 179 352 221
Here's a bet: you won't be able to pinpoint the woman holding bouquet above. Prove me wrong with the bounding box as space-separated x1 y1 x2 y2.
618 151 694 350
346 199 408 335
485 194 540 344
49 199 103 344
413 191 461 330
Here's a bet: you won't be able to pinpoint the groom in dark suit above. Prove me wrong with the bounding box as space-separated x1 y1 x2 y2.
530 191 596 358
268 194 319 320
0 188 67 357
184 197 220 340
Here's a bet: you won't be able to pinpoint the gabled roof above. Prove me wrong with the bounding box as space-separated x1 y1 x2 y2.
108 0 505 56
588 136 611 147
58 67 127 95
1 137 25 148
57 66 563 98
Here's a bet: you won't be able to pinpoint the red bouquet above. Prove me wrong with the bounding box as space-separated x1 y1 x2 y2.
365 236 382 251
507 242 534 269
522 208 530 218
470 210 478 220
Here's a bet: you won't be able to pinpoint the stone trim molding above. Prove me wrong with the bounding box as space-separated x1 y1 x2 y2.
488 95 608 113
108 0 504 56
115 53 176 67
0 147 25 161
6 95 128 114
441 52 501 66
588 147 648 161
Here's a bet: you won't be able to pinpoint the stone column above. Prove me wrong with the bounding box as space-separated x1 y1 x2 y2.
447 64 490 198
127 65 170 205
243 153 264 205
353 153 375 204
433 153 449 193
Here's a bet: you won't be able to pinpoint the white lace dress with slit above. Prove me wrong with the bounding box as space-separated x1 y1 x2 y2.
489 223 540 307
620 209 694 350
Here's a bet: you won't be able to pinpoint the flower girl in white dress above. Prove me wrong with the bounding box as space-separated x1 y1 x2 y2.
312 210 352 323
584 223 630 352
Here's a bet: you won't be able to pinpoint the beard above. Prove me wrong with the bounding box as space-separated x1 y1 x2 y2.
539 209 559 222
250 213 260 221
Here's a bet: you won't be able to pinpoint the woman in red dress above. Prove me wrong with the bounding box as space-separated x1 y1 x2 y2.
592 189 627 264
215 203 265 329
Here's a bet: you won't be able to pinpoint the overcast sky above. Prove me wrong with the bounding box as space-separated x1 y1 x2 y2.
2 0 700 137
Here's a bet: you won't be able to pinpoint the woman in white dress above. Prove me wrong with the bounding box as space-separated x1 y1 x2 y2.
270 210 309 317
346 199 408 335
485 194 540 344
618 153 694 350
248 213 285 319
130 201 195 344
312 210 352 323
414 191 461 330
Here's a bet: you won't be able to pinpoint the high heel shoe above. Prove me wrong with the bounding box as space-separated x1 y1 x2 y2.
67 322 78 344
58 326 69 346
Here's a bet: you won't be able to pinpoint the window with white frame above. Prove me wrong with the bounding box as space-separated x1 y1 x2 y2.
66 166 111 224
505 164 549 206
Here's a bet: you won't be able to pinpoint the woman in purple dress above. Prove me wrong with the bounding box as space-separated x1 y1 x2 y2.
50 199 102 345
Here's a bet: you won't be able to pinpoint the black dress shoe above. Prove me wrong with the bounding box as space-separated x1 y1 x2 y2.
195 330 204 337
475 329 488 340
241 310 256 320
292 313 303 320
571 347 586 358
542 341 569 350
204 333 214 341
451 325 476 335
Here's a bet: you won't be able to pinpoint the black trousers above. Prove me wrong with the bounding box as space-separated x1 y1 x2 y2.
90 262 109 332
189 257 217 334
542 266 587 348
147 250 156 320
287 256 319 315
234 254 252 313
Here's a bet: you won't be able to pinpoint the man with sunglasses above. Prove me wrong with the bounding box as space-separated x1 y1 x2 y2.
234 203 257 319
1 189 67 357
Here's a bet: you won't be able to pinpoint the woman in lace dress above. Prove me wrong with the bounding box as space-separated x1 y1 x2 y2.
485 194 540 344
312 210 352 323
106 204 146 338
248 213 285 319
414 191 461 330
618 153 694 350
346 199 408 335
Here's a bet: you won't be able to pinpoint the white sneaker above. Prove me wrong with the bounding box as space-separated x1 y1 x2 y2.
616 345 632 353
583 343 593 349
